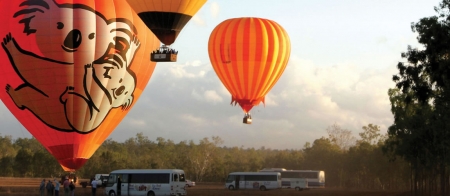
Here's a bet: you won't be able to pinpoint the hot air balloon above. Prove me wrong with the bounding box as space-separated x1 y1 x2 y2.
126 0 207 62
208 17 291 124
0 0 160 171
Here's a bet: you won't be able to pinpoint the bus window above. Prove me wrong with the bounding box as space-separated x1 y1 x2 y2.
119 174 128 183
179 173 186 182
173 174 179 182
107 174 117 187
226 175 235 183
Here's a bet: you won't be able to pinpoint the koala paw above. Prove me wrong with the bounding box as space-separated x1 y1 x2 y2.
5 84 13 97
2 33 13 47
60 86 75 103
132 34 140 48
6 84 22 108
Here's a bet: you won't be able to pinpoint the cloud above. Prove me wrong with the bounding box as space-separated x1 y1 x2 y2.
192 15 206 26
168 61 207 78
269 56 396 137
181 113 206 125
376 36 388 44
204 90 223 104
191 89 223 104
127 118 147 127
210 2 220 18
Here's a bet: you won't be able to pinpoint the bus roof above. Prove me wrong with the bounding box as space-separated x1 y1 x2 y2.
260 168 286 171
109 169 185 174
260 169 324 172
228 172 280 175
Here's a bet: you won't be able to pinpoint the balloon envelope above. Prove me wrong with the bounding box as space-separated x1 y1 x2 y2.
0 0 159 171
126 0 207 45
208 17 291 114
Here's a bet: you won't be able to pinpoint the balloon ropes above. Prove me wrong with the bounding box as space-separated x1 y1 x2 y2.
208 17 291 124
0 0 160 171
127 0 207 62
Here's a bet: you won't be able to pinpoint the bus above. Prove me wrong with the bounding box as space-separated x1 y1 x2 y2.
260 168 325 189
104 169 187 196
225 172 281 191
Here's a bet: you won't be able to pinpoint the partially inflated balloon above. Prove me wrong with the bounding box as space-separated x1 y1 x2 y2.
0 0 159 171
126 0 207 46
208 17 291 123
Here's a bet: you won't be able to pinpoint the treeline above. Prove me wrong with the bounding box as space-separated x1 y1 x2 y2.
0 124 411 190
384 1 450 196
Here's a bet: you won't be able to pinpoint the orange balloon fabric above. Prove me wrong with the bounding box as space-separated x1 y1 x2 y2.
0 0 159 171
208 17 291 113
127 0 207 45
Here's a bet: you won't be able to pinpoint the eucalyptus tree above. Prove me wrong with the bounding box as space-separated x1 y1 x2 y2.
386 1 450 195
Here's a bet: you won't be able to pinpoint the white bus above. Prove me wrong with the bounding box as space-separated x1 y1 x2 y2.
104 169 187 196
225 172 281 191
260 168 325 189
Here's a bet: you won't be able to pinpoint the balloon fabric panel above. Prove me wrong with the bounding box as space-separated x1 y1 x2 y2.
0 0 159 171
126 0 207 45
208 17 291 114
126 0 206 15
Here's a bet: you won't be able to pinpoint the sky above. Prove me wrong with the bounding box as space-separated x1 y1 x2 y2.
0 0 443 150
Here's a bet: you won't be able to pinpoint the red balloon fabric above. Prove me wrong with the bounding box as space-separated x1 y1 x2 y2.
0 0 159 171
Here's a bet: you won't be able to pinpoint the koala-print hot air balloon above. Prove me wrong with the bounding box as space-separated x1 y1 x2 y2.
208 17 291 124
0 0 159 171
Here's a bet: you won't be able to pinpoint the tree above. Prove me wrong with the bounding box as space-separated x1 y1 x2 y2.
359 124 382 145
189 136 223 182
387 1 450 195
303 137 343 187
14 148 33 177
0 135 16 159
326 123 356 151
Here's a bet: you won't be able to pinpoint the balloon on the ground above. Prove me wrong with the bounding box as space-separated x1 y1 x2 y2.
0 0 159 171
208 17 291 124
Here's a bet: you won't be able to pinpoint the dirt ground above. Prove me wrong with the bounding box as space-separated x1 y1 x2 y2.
0 177 410 196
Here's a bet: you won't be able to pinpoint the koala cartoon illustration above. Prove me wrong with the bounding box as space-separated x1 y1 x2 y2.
2 0 140 133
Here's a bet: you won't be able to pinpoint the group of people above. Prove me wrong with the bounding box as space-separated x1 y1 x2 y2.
40 177 75 196
151 48 178 54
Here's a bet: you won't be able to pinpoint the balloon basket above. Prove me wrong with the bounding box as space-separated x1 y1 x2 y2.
151 53 177 62
150 45 178 62
243 115 252 124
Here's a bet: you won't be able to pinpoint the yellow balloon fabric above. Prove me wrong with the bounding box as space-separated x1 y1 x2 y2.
127 0 207 45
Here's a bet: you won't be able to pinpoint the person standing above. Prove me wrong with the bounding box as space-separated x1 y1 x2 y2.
69 181 75 196
54 179 60 196
91 178 98 196
63 178 70 196
40 179 46 196
46 180 53 196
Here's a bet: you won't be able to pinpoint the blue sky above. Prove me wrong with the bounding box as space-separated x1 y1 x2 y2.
0 0 442 149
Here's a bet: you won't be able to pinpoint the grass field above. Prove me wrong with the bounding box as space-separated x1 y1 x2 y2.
0 177 410 196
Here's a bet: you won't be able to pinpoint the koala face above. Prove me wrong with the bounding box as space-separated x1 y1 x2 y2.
16 0 111 66
93 60 135 109
39 8 110 65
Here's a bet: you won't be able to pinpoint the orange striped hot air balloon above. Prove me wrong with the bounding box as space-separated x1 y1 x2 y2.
126 0 207 62
0 0 159 171
208 17 291 124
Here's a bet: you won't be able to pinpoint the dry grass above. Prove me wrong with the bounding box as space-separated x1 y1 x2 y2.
0 177 410 196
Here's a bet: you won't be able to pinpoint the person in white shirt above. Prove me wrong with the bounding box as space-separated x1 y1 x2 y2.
91 178 98 196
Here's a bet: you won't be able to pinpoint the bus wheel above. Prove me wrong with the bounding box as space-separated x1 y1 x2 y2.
147 192 155 196
108 191 116 196
295 187 302 191
260 186 267 191
228 185 235 190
